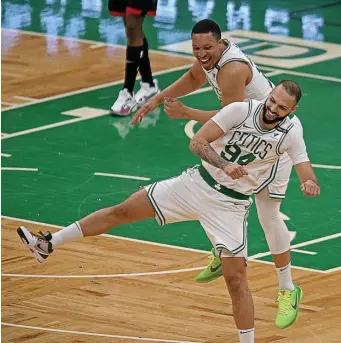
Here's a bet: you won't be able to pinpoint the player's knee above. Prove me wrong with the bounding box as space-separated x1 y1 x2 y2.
224 271 248 295
255 196 280 230
125 16 143 43
255 196 291 253
222 260 248 295
257 210 277 231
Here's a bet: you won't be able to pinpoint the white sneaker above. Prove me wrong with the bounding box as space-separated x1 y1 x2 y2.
110 89 137 116
134 79 160 107
17 226 53 263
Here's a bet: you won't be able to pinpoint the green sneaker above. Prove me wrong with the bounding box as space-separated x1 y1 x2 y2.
275 283 303 329
195 248 223 283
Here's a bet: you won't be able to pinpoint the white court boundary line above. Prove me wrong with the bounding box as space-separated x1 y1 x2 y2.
94 172 150 181
1 323 202 343
1 114 109 140
1 28 193 114
259 65 341 83
1 266 205 279
1 63 193 115
250 232 341 273
311 164 341 170
2 215 337 273
1 167 38 172
1 61 193 140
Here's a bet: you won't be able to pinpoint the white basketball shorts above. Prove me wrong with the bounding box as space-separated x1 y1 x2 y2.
144 167 252 259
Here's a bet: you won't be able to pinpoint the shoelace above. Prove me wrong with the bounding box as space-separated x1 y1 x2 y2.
37 230 46 239
207 252 220 268
35 231 49 246
277 290 291 315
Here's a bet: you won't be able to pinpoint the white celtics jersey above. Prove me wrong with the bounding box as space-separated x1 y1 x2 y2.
202 40 274 102
202 100 309 195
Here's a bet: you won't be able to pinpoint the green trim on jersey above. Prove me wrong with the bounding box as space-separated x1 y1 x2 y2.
253 159 280 194
275 122 294 155
147 183 166 226
198 165 250 200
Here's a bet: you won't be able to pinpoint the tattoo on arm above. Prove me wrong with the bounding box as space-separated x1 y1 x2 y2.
190 137 229 170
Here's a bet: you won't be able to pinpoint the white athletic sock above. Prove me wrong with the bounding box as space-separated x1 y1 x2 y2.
50 221 84 249
238 328 254 343
276 263 295 291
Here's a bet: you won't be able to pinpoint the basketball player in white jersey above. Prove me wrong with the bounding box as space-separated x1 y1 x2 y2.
132 19 303 329
17 81 320 343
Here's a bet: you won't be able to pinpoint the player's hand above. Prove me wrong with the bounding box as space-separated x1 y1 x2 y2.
132 98 160 125
223 164 248 179
300 180 320 197
164 97 188 119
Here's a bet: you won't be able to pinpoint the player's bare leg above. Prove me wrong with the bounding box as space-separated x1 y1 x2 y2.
17 189 155 262
222 257 255 343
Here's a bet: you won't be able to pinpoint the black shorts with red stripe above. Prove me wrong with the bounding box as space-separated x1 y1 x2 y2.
108 0 157 17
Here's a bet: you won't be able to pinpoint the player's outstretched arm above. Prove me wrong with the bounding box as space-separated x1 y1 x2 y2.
164 61 249 123
132 60 206 125
164 97 219 122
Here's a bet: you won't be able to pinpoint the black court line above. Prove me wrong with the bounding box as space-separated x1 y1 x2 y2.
290 0 341 15
290 0 341 27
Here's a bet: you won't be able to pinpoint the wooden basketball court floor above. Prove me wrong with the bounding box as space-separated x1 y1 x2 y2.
2 24 341 343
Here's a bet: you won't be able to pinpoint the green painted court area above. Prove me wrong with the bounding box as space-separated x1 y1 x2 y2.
2 0 341 273
2 69 341 272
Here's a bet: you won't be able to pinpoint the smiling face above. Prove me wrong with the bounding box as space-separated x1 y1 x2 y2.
192 33 224 70
262 85 298 124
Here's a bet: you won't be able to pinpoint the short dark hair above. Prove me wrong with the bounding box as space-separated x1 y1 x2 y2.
191 19 221 40
278 80 302 103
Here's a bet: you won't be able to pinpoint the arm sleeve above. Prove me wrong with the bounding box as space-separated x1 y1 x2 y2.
283 128 310 165
211 101 249 133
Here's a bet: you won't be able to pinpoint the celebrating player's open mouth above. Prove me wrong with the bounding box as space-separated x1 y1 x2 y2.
198 57 211 68
262 105 282 124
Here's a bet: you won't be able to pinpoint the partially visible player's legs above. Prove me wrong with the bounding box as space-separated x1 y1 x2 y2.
198 174 254 342
194 154 303 328
135 36 160 107
123 12 144 91
222 257 255 343
255 187 293 289
17 189 155 262
17 168 201 263
110 4 145 116
255 187 303 329
110 0 159 116
139 37 154 87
